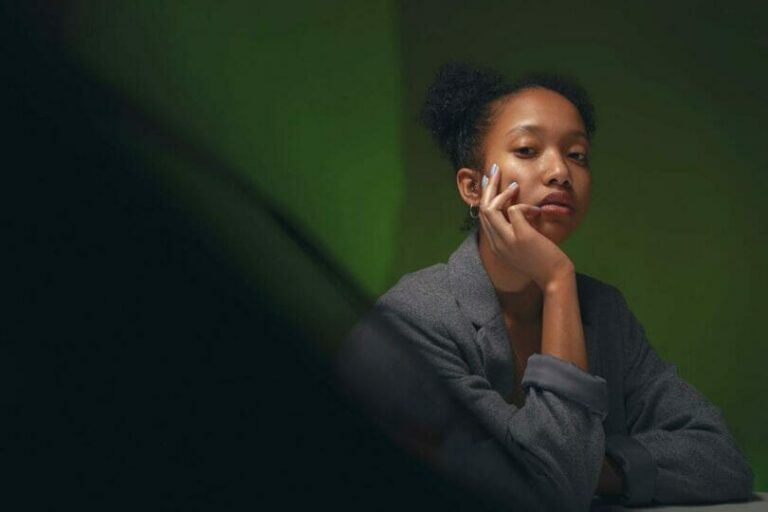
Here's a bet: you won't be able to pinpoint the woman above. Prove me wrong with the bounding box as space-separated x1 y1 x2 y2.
342 63 753 511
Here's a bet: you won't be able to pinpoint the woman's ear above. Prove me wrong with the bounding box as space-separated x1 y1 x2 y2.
456 167 482 206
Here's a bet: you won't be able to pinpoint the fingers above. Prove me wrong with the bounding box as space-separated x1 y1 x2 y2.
482 164 519 221
479 163 504 250
481 163 520 212
479 163 539 247
484 202 513 243
507 204 542 231
480 163 520 242
479 212 500 252
483 204 515 242
480 163 500 206
489 180 519 211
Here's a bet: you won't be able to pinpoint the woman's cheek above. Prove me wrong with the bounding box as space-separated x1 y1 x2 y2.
504 171 525 190
504 159 530 179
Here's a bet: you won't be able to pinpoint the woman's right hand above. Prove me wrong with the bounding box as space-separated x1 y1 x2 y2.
477 163 575 290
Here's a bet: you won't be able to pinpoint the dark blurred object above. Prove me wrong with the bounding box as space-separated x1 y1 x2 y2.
1 3 490 510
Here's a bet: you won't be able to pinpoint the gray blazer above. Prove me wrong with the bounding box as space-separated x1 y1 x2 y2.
357 227 753 510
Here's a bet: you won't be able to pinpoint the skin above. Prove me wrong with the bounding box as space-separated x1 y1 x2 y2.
455 87 624 497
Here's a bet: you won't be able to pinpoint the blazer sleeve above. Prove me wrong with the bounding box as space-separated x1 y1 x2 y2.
368 294 609 512
606 288 754 506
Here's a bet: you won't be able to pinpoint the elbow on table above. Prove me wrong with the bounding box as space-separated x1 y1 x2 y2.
702 439 755 503
524 456 597 512
521 477 594 512
722 455 755 502
673 447 755 504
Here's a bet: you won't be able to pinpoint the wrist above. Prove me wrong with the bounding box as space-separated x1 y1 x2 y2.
543 266 576 295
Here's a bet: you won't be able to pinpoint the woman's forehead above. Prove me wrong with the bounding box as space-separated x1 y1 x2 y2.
494 88 586 135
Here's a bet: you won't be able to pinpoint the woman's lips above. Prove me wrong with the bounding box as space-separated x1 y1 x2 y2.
539 204 574 216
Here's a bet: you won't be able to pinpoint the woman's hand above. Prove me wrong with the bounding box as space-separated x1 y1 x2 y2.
477 163 575 290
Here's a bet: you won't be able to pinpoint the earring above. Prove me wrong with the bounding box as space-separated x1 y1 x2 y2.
469 204 480 218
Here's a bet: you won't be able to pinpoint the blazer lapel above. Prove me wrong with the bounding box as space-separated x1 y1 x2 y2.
445 227 598 402
447 228 516 400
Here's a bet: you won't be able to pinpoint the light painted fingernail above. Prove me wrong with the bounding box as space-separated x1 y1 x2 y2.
490 163 498 176
481 176 488 189
508 181 518 189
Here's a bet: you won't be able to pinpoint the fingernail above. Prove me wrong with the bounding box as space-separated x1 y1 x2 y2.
481 176 488 189
508 181 518 189
490 163 498 176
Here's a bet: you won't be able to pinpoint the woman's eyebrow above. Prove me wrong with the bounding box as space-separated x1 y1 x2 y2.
506 124 587 140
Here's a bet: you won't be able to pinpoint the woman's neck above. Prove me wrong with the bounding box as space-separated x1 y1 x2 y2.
476 228 543 324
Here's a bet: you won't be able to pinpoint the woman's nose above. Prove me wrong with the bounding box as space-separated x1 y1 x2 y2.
543 151 572 187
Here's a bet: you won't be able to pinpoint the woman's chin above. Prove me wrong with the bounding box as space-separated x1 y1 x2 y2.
533 218 572 244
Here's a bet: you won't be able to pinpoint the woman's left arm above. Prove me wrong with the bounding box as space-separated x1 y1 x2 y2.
606 288 754 506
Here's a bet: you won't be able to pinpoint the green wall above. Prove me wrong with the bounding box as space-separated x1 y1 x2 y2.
397 0 768 491
67 0 403 297
65 0 767 492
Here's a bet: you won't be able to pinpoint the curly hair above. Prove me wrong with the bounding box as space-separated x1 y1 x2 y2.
419 62 597 231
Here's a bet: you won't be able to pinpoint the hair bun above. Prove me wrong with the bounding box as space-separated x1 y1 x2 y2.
420 62 504 167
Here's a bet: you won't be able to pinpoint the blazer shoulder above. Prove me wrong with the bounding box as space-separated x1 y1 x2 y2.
575 271 624 307
375 262 455 323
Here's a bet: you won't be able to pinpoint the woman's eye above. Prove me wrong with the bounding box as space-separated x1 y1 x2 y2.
514 147 536 156
570 152 589 164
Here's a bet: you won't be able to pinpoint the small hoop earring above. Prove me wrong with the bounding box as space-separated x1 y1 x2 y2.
469 204 480 219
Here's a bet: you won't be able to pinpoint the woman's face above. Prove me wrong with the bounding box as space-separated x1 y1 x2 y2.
475 87 592 244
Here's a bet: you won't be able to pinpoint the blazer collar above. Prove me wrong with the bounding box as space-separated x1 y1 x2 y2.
447 227 503 328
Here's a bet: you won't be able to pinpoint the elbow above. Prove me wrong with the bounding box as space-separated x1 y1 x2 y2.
724 455 755 502
520 443 604 512
523 476 592 512
705 438 755 502
676 441 755 503
498 434 601 512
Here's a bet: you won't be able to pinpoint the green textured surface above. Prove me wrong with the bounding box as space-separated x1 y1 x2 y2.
65 0 767 492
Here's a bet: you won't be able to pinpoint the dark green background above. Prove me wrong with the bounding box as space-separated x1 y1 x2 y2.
65 0 768 491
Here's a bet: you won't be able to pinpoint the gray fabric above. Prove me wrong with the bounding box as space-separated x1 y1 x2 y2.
605 433 657 505
522 353 609 419
360 226 753 509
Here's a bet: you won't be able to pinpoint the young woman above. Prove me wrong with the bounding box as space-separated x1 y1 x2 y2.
344 63 753 511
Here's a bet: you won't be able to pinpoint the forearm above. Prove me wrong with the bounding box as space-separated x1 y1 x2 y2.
541 269 588 372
